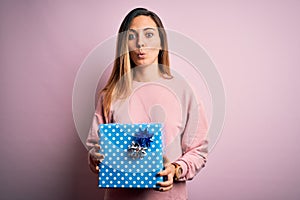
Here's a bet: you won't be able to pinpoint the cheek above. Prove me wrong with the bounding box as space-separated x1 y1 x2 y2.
147 38 161 57
128 41 136 51
147 38 161 49
129 51 137 62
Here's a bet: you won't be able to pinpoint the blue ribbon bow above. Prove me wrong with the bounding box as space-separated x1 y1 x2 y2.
127 127 154 159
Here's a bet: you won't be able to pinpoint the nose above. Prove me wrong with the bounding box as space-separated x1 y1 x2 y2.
137 34 145 48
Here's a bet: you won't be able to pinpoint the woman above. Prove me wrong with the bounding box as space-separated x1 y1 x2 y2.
86 8 208 200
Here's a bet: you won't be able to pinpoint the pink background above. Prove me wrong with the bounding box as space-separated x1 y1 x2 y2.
1 1 299 199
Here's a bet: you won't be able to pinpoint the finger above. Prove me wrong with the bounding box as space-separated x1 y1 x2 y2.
157 167 175 188
89 153 103 165
159 184 173 192
94 144 101 150
157 178 173 187
94 152 104 159
157 165 174 176
92 160 100 172
157 167 171 176
89 161 99 174
158 172 174 186
89 157 99 168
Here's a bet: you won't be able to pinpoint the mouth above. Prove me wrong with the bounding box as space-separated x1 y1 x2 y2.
137 50 146 59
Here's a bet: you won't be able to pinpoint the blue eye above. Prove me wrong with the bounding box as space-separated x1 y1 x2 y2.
145 32 154 38
128 34 136 40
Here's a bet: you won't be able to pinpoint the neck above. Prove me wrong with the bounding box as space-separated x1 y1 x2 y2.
133 64 161 82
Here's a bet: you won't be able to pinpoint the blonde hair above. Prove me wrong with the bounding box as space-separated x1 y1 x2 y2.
100 8 172 121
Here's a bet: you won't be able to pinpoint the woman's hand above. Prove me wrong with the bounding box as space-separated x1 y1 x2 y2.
88 144 105 174
156 163 176 192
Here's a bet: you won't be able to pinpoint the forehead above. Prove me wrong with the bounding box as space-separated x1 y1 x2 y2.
129 15 157 30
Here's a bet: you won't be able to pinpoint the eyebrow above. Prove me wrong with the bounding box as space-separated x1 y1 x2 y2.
129 27 156 33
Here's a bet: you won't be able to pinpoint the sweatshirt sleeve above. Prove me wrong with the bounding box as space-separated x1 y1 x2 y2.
85 95 107 169
174 89 209 181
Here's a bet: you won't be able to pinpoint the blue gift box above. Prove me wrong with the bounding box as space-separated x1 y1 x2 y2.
98 123 164 188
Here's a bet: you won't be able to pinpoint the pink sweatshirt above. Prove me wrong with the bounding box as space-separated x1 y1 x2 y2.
86 76 208 200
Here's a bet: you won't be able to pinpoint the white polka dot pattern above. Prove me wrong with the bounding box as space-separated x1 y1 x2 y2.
98 123 163 188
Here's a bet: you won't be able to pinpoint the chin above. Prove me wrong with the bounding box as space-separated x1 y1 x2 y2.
133 59 158 67
134 62 150 67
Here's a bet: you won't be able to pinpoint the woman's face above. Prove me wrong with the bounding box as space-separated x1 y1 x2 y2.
128 15 161 67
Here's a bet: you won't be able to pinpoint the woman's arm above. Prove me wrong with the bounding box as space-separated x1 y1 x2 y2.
157 87 209 191
175 90 209 181
86 95 106 174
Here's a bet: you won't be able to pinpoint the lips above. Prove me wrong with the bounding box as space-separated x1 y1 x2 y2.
138 53 146 59
137 50 146 59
